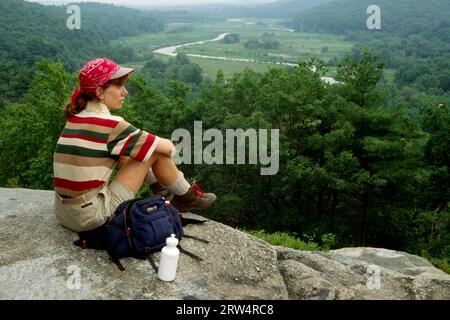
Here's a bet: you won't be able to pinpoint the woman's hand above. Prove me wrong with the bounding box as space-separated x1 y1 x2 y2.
155 138 176 158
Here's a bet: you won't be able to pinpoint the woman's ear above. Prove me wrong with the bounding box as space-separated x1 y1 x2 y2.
95 87 104 100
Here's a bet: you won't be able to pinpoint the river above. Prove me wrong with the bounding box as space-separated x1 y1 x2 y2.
153 33 230 57
153 33 339 84
153 32 297 67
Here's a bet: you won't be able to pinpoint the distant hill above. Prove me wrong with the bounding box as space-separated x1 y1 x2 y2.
291 0 450 38
288 0 450 107
0 0 163 70
0 0 163 106
151 0 334 19
247 0 335 18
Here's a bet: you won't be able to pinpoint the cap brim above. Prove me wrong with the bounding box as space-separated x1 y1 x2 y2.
110 67 135 80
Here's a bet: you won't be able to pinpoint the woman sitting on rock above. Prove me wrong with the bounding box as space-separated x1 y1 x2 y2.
53 57 216 232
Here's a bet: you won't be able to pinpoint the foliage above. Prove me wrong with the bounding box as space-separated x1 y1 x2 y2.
0 60 73 189
0 0 163 68
290 0 450 117
140 54 203 94
245 230 321 251
166 25 194 34
0 0 163 107
291 0 450 36
420 104 450 210
156 0 334 20
412 208 450 259
244 33 280 50
222 33 240 44
177 52 423 251
428 258 450 274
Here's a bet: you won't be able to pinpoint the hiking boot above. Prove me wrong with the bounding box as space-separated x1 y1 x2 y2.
170 181 216 212
150 181 173 201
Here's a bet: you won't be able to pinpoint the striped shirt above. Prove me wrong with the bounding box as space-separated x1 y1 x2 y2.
53 101 159 197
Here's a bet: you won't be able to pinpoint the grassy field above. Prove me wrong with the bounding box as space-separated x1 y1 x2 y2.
178 27 352 64
187 56 287 79
114 18 355 79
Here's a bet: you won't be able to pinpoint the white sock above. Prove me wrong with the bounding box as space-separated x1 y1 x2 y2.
166 171 190 195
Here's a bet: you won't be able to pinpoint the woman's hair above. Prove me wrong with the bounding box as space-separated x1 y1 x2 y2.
64 75 130 118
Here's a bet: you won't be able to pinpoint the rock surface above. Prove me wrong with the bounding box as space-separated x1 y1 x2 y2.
0 188 449 300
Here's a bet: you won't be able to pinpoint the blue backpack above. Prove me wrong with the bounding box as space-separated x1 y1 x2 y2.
74 195 208 271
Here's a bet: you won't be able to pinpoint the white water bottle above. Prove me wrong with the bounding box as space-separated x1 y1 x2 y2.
157 234 180 281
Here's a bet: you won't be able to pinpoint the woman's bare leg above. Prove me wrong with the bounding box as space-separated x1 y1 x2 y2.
115 154 180 194
115 154 216 211
151 154 181 186
115 154 156 194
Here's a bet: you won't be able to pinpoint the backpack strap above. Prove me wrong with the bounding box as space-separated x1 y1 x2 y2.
173 234 208 261
177 244 203 261
123 198 139 252
182 234 210 243
109 199 141 272
112 257 125 271
110 233 129 271
147 254 159 273
143 248 159 273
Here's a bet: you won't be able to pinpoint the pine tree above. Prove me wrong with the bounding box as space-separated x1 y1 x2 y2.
334 51 424 246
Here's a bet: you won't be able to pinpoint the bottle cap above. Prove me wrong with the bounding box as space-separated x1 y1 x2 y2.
167 234 179 246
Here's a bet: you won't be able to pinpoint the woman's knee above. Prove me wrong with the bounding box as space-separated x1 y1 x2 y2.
119 153 158 169
115 154 158 193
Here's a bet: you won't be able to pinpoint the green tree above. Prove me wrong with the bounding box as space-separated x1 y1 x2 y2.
0 60 73 189
223 33 240 44
335 51 424 246
420 103 450 210
186 52 426 252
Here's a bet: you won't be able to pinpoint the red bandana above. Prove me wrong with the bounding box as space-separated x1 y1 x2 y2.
70 57 134 107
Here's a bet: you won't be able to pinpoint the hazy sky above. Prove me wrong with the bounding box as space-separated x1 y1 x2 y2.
28 0 276 7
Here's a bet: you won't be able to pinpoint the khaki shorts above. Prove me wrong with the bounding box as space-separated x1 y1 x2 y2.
54 180 135 232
